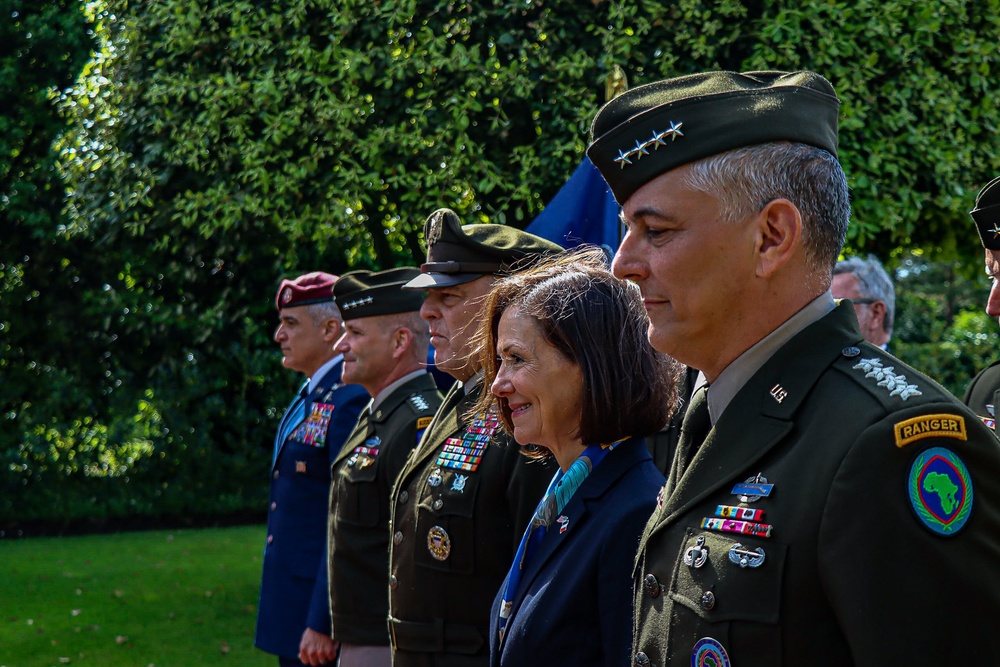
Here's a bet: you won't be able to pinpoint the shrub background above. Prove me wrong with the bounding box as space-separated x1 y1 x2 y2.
3 0 998 530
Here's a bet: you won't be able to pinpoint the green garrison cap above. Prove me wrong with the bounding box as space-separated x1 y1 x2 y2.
334 267 424 320
587 70 841 204
403 208 562 289
971 176 1000 250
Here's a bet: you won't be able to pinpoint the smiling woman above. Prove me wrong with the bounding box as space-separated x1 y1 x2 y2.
472 246 679 667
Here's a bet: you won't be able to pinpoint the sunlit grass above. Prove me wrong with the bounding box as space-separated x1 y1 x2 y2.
0 525 274 667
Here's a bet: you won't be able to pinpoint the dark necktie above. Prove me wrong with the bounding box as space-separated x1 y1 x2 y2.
673 384 711 481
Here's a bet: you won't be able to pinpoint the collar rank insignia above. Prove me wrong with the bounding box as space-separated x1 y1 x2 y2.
852 358 922 400
410 395 430 411
614 122 684 169
908 446 973 536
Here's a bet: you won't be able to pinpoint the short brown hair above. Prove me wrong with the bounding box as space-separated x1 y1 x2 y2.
474 246 678 449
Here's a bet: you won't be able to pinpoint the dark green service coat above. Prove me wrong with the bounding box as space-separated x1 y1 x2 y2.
388 380 554 667
631 302 1000 667
963 359 1000 434
327 372 443 646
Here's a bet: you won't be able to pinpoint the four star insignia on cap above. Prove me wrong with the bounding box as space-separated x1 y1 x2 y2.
341 295 374 311
989 225 1000 239
614 122 685 169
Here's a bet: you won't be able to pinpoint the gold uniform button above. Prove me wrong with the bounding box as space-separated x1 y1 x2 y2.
432 499 443 511
389 575 398 590
399 490 409 504
700 590 716 610
393 531 404 545
634 652 650 666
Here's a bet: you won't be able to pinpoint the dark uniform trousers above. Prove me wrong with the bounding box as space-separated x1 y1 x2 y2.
388 380 554 667
328 372 444 646
256 362 369 660
631 302 1000 667
963 359 1000 435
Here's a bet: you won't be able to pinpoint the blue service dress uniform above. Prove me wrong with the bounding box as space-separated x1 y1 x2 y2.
630 301 1000 666
255 359 368 660
387 379 555 667
488 439 664 667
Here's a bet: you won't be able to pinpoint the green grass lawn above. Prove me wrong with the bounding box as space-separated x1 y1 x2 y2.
0 525 275 667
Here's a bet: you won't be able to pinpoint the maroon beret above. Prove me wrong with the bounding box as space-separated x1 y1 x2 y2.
275 271 338 311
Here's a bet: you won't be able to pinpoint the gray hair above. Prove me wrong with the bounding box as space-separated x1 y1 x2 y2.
834 255 895 335
306 300 343 326
385 310 431 360
680 142 850 278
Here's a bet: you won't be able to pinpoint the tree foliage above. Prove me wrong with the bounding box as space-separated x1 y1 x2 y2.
3 0 999 528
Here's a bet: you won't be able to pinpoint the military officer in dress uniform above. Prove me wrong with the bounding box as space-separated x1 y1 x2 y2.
964 175 1000 434
387 209 561 667
256 272 369 667
587 70 1000 666
327 267 444 667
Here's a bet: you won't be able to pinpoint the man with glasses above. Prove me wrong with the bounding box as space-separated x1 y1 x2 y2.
832 255 895 350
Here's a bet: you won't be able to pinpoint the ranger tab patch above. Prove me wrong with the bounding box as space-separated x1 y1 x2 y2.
894 414 967 448
416 416 433 429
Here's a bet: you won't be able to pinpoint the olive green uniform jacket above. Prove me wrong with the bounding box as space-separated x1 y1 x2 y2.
388 379 554 667
963 359 1000 434
632 302 1000 667
328 372 443 646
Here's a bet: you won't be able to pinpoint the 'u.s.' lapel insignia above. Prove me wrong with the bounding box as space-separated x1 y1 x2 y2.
908 447 973 536
557 515 570 534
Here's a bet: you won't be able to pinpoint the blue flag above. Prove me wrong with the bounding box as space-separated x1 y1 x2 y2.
525 157 622 251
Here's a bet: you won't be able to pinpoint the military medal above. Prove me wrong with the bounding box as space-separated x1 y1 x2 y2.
683 535 708 568
426 525 451 561
701 516 773 538
435 411 499 472
731 473 773 502
714 504 764 521
289 403 335 446
728 543 766 568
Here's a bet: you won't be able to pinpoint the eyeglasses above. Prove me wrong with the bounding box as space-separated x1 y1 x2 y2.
850 298 878 305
